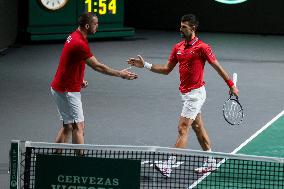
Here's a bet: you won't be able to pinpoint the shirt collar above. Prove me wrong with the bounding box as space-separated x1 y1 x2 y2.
185 37 198 46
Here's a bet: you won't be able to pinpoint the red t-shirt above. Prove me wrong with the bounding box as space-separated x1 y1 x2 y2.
169 37 216 93
51 30 93 92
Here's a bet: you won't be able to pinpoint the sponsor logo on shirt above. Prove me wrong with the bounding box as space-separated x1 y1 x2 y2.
67 36 72 43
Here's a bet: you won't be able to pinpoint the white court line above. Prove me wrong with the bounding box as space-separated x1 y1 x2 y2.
231 109 284 154
187 109 284 189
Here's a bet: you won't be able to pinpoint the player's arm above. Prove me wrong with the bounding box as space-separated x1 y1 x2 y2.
149 61 176 75
210 59 239 96
127 55 176 75
86 56 137 80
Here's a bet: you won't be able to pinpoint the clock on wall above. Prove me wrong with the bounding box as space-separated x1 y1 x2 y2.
38 0 69 11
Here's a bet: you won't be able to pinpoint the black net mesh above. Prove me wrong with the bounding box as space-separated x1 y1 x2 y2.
19 143 284 189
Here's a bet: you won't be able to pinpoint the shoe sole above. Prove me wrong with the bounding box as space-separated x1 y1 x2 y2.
194 167 217 174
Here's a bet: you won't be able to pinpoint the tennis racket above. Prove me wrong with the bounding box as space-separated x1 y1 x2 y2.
222 73 244 125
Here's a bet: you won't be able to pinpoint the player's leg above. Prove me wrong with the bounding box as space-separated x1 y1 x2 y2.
72 121 85 144
175 86 206 148
65 91 85 144
156 116 193 177
65 91 85 155
175 116 194 148
191 104 216 173
55 123 73 143
192 113 211 151
71 121 85 155
51 88 74 144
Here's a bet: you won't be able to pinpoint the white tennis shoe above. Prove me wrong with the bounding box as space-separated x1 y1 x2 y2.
194 158 217 174
154 156 176 178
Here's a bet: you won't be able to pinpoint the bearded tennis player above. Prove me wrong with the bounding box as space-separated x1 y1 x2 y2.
127 14 238 176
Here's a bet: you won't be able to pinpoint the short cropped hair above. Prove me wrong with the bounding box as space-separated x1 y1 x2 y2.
181 14 199 29
78 12 97 27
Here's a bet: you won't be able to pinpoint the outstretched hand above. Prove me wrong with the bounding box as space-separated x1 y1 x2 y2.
119 67 138 80
127 55 145 68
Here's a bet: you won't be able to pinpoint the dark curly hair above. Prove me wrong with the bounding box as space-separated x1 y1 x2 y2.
181 14 199 30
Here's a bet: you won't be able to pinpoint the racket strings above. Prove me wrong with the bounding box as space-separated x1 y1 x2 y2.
223 99 244 125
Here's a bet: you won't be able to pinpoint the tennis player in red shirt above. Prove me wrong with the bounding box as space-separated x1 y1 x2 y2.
51 13 137 152
127 14 238 175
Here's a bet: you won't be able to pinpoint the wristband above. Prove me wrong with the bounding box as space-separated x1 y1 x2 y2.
144 61 152 70
226 79 234 87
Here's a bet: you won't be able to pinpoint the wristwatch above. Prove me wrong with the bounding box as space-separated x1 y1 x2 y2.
38 0 69 11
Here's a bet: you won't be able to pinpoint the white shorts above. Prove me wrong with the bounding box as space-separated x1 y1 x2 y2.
180 86 206 120
51 88 84 124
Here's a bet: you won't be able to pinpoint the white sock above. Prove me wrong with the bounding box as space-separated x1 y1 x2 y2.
206 149 214 161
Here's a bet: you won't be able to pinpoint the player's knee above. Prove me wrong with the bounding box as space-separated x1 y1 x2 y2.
192 123 200 132
72 122 85 131
178 122 189 135
63 124 73 133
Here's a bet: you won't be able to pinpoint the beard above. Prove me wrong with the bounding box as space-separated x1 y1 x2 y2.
180 32 192 40
88 30 94 35
87 28 97 35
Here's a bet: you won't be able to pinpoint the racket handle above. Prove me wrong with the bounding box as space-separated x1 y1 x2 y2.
233 73 238 87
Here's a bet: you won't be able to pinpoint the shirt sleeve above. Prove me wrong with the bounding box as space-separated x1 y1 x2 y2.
168 44 178 66
202 44 216 64
76 42 93 60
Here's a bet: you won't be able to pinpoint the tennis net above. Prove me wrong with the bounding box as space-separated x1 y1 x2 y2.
9 140 284 189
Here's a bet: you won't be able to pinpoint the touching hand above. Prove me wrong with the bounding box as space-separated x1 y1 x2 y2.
127 55 145 68
119 67 138 80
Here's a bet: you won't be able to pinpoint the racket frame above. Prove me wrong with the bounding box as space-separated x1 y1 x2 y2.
222 94 244 125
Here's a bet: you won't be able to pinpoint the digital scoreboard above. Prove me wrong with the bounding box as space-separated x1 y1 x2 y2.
19 0 134 41
85 0 117 14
